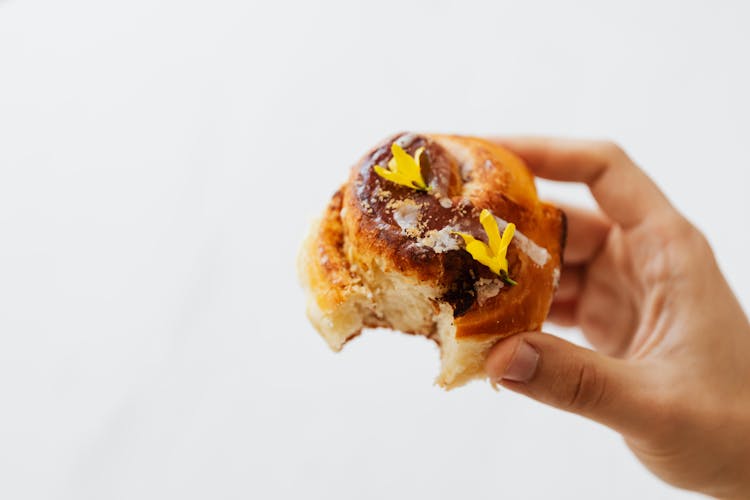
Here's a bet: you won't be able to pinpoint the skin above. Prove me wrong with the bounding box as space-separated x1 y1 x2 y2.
483 138 750 499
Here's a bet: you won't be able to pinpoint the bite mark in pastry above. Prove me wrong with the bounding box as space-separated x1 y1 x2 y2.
298 133 566 389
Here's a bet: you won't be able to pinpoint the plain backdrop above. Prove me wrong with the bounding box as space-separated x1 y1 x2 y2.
1 1 749 499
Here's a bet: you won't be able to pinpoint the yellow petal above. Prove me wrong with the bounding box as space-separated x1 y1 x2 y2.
454 231 479 246
456 212 517 282
374 142 430 191
374 165 404 184
390 143 420 177
455 232 494 273
465 240 496 271
500 222 515 251
479 209 502 255
410 147 426 177
387 156 398 172
373 164 391 178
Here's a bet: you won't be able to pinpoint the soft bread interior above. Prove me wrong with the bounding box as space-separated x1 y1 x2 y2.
298 216 371 351
434 307 498 388
300 220 495 389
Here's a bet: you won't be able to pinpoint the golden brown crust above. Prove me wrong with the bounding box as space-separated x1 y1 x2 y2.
339 133 564 338
300 132 565 385
302 189 356 312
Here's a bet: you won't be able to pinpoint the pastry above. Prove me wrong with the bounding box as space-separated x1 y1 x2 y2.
298 133 565 389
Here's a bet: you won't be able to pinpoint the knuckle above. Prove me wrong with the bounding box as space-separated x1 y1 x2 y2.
649 212 700 245
646 213 690 246
658 213 714 263
595 140 627 161
587 140 631 181
639 216 693 282
682 220 712 256
667 213 696 238
564 363 608 413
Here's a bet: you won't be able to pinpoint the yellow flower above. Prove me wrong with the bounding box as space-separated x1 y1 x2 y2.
373 143 430 192
455 209 518 286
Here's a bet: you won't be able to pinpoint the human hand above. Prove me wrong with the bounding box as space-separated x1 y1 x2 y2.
484 138 750 499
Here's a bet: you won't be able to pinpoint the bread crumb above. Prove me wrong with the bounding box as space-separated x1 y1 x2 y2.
417 225 460 253
392 199 421 235
372 186 392 202
552 267 561 288
475 278 503 306
360 198 374 215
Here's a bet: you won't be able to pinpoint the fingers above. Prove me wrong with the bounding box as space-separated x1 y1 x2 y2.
544 265 584 327
546 301 577 327
491 137 675 229
555 264 584 302
485 332 653 437
559 204 611 265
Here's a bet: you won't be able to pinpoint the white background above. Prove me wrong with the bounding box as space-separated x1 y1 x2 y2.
1 1 748 499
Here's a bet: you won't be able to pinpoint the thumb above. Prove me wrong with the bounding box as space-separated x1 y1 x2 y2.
485 331 653 436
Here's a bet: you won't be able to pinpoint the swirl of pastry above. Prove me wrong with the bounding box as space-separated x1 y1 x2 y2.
299 133 565 389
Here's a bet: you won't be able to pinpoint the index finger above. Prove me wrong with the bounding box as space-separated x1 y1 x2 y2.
491 137 674 229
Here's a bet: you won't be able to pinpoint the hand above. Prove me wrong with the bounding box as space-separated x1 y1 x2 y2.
483 138 750 499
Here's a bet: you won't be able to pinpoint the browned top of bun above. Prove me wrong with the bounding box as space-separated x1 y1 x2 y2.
340 133 565 338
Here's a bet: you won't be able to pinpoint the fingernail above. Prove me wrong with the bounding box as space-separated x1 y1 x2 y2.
502 341 540 382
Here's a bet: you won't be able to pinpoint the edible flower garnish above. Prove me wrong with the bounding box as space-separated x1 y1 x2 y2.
455 209 517 286
373 143 430 192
